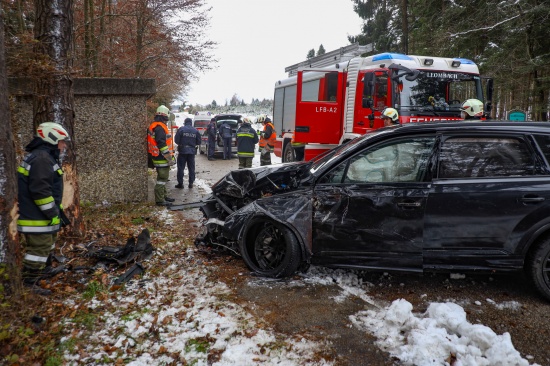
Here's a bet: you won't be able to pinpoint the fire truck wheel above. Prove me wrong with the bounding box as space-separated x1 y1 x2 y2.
240 218 302 278
283 142 295 163
527 236 550 301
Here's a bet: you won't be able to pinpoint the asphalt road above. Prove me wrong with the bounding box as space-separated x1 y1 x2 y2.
150 151 550 366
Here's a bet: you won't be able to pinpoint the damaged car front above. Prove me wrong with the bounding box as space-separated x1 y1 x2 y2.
194 133 375 277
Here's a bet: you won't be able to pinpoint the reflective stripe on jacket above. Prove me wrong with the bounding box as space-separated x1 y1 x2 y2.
17 143 63 234
237 123 259 157
259 122 276 148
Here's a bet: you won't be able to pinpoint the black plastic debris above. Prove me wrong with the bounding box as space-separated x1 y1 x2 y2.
114 263 144 285
89 228 154 265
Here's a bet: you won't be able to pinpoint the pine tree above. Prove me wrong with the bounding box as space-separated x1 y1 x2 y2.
306 49 315 59
317 44 326 56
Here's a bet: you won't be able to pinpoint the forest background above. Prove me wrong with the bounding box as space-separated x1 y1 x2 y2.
2 0 549 120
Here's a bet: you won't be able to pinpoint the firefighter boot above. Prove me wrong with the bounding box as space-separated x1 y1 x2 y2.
22 266 52 296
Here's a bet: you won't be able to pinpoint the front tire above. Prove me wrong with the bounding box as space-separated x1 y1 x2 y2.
527 237 550 301
240 219 302 277
282 142 295 163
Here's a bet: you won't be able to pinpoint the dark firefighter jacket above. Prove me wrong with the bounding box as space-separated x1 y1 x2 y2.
17 138 63 234
236 123 259 157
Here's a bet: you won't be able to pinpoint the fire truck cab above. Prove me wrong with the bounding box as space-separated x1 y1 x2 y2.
273 51 493 162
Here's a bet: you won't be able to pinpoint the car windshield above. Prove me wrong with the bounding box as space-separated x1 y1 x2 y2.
310 128 392 173
398 70 482 112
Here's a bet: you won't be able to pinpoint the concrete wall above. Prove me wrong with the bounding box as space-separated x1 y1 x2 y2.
9 78 155 204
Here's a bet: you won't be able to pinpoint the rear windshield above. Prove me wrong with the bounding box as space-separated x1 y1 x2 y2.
194 119 210 128
217 120 239 129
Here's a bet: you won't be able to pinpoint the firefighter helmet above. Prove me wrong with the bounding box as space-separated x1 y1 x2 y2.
156 105 170 117
36 122 70 145
264 116 272 123
256 114 266 123
460 99 484 118
242 117 251 124
381 107 399 124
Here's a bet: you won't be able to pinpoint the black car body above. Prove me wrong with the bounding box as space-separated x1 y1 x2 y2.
196 121 550 301
199 113 242 156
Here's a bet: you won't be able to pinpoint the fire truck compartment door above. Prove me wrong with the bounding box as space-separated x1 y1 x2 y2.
295 70 344 145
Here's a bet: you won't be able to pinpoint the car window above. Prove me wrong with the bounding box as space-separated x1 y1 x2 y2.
318 137 436 184
217 120 239 129
194 120 209 128
533 134 550 168
438 137 534 179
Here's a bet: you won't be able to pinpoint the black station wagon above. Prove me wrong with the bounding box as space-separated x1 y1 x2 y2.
195 121 550 301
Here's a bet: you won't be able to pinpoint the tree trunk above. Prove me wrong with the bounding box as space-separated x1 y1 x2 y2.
34 0 83 236
401 0 408 54
0 13 22 292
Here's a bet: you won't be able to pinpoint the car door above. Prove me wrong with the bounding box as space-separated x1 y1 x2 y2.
311 135 436 271
424 133 550 270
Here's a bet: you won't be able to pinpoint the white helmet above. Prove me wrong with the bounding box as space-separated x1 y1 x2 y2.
256 114 266 123
37 122 70 145
381 107 399 124
156 105 170 117
460 99 484 118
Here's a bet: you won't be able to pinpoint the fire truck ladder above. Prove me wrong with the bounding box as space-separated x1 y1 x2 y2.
344 57 363 134
284 43 372 77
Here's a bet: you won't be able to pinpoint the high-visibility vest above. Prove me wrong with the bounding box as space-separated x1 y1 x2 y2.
147 121 173 157
259 122 276 148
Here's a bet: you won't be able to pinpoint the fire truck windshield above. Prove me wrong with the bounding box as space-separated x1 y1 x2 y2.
398 71 483 113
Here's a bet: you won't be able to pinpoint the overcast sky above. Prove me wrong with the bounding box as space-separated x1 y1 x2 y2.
180 0 363 106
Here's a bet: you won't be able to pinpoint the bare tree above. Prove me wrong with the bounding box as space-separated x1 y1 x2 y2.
0 12 21 291
34 0 82 234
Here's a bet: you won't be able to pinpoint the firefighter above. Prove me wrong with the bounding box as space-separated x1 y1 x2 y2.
382 107 400 127
148 105 176 206
206 117 217 160
174 117 201 189
258 115 276 166
236 117 259 169
17 122 70 290
219 119 233 160
460 99 484 120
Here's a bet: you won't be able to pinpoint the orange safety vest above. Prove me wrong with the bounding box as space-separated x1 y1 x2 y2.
147 121 173 157
259 122 276 148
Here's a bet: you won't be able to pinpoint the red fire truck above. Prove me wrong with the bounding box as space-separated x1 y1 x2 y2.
273 48 493 162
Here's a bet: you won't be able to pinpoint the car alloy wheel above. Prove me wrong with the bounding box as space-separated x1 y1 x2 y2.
241 219 302 278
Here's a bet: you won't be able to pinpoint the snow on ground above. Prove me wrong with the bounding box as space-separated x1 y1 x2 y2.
61 242 332 366
247 266 539 366
304 267 539 366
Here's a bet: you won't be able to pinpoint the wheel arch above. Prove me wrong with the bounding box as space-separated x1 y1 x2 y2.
240 214 311 262
520 219 550 265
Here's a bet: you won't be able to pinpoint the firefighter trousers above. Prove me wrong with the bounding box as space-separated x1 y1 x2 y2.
154 166 170 203
22 233 57 274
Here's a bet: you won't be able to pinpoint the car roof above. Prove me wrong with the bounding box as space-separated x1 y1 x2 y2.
396 121 550 134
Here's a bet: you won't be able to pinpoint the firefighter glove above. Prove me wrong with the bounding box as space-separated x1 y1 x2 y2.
50 216 61 226
59 209 70 227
